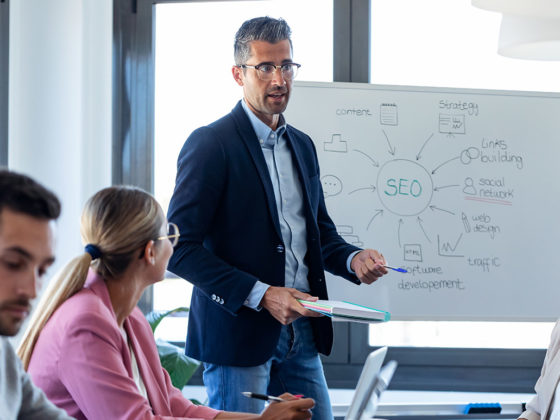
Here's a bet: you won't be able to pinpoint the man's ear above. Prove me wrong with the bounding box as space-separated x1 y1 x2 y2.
141 240 156 265
232 65 244 86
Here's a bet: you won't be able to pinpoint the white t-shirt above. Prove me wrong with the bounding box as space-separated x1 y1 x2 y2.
120 327 149 400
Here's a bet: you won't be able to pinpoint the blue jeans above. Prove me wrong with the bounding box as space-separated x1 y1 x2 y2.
203 317 333 420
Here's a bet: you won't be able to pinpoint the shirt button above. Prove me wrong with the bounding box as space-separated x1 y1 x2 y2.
220 298 224 304
211 294 216 301
276 244 284 253
259 139 264 144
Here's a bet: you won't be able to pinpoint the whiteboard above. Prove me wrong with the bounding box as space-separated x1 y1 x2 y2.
285 81 560 321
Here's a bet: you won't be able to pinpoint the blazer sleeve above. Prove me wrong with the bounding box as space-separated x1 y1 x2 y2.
167 126 259 315
163 362 219 419
57 310 217 420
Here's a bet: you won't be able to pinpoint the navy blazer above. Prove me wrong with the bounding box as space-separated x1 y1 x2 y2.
167 101 361 367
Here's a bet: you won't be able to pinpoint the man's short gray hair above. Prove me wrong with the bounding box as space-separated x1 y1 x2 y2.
234 16 292 65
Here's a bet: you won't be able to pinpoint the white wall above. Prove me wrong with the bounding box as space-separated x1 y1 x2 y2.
8 0 113 279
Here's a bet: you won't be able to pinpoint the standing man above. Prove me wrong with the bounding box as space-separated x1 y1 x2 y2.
0 169 73 419
167 16 388 420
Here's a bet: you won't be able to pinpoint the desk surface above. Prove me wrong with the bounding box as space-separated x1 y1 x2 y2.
184 386 533 419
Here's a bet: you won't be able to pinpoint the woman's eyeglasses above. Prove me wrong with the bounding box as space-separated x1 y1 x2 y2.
156 222 180 247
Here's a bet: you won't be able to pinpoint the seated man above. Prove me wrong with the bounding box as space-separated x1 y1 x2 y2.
0 169 73 418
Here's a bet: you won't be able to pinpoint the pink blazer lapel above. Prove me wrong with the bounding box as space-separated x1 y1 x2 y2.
124 312 172 415
87 272 172 415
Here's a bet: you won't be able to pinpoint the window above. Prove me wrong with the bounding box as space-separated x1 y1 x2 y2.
0 0 8 166
153 0 333 341
368 0 559 350
370 0 560 92
116 0 549 391
369 321 554 349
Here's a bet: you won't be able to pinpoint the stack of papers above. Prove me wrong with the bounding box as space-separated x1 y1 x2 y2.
298 300 390 323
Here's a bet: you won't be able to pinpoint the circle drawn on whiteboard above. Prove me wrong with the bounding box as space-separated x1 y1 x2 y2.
376 159 434 216
463 177 477 195
460 147 480 164
321 175 343 198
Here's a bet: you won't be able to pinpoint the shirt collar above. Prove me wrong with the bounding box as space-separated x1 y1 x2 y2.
241 99 287 147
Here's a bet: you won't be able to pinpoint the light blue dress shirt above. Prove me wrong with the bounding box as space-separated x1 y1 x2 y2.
241 100 360 310
241 100 310 309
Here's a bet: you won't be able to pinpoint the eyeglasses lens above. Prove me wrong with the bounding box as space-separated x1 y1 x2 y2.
167 223 180 247
257 64 298 81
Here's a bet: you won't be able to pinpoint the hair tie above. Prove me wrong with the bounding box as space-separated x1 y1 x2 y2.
85 244 102 260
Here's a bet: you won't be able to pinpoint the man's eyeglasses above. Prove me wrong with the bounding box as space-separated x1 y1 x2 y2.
238 62 301 81
156 222 180 247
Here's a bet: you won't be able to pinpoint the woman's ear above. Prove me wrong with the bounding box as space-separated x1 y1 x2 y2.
141 240 156 265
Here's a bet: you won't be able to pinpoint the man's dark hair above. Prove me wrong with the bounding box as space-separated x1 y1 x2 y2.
234 16 292 65
0 169 61 220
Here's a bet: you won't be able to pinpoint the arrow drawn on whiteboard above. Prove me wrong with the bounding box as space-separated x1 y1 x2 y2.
366 209 384 231
417 216 431 243
431 156 460 174
397 218 404 248
429 205 455 216
349 185 376 195
382 130 396 156
433 184 460 192
353 149 379 167
415 133 434 161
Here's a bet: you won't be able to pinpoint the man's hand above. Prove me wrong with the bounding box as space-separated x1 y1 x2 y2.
350 249 388 285
260 287 323 325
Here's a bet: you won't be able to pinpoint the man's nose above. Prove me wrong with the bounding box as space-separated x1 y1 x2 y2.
19 270 39 300
271 67 286 85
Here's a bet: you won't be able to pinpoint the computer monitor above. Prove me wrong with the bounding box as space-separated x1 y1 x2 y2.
345 347 397 420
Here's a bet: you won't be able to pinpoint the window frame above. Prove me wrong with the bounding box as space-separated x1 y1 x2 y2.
1 0 8 167
112 0 545 392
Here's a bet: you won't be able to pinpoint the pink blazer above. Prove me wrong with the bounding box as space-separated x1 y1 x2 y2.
28 272 221 420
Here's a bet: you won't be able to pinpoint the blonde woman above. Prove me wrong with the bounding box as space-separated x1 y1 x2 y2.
18 186 313 420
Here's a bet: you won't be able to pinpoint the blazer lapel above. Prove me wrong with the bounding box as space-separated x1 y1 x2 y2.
284 128 314 219
231 103 282 238
124 317 171 415
85 273 172 415
87 274 168 412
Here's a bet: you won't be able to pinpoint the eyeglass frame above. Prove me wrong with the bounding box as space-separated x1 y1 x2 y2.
237 62 301 81
156 222 180 247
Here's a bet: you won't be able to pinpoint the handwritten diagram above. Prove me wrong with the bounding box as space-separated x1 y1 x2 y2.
318 123 523 262
285 82 560 321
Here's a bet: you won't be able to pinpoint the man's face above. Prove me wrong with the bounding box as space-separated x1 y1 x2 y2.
232 39 293 129
0 209 56 336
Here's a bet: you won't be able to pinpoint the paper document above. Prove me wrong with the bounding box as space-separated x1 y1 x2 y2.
298 300 390 323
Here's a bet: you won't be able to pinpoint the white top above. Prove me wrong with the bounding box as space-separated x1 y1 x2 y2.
120 327 148 400
550 382 560 420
